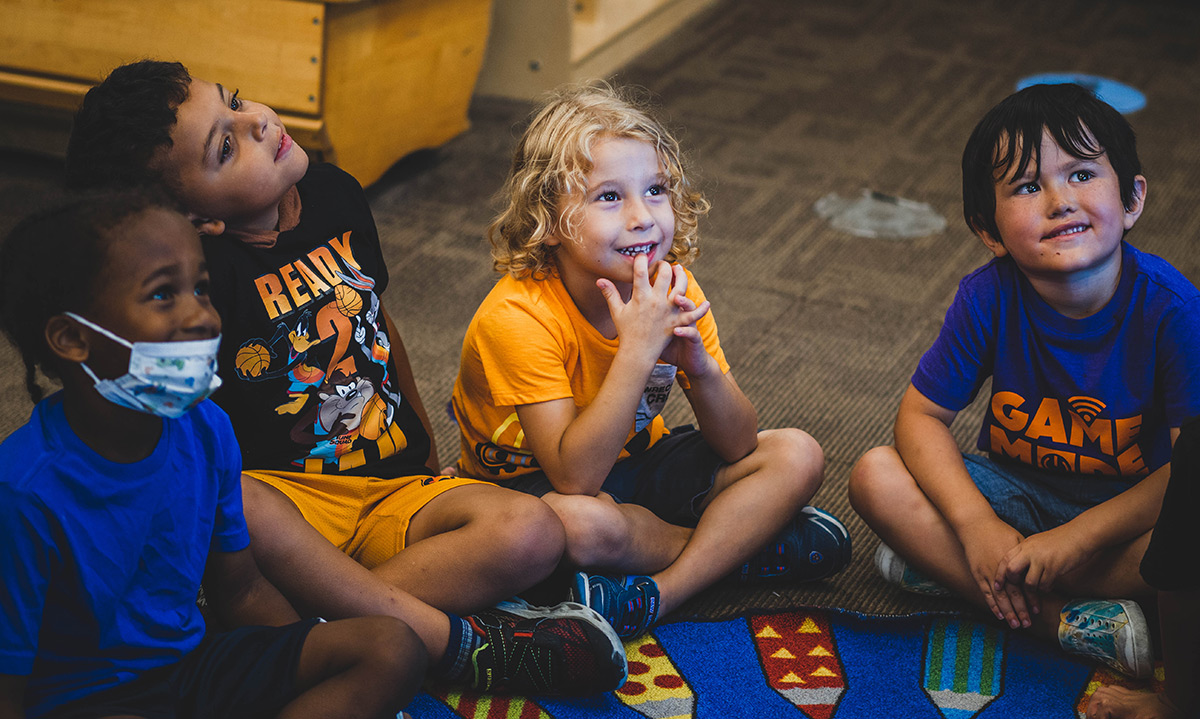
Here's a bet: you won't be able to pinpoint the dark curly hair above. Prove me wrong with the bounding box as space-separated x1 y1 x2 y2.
962 83 1142 242
65 60 192 192
0 190 177 403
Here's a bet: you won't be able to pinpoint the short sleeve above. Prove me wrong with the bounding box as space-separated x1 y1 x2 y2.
200 402 250 553
1160 296 1200 427
912 275 995 412
473 299 576 407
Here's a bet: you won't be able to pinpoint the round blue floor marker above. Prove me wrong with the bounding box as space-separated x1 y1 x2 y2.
1016 73 1146 114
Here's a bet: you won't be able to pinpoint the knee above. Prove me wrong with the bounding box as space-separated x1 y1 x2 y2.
757 428 825 496
847 446 912 518
355 617 429 704
482 493 566 574
548 496 629 567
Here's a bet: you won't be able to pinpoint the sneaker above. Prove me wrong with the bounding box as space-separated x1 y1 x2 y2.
732 506 852 585
1058 599 1152 678
464 598 627 695
569 572 660 639
874 542 952 597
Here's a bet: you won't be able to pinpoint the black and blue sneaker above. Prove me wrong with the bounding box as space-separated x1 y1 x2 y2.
732 505 852 585
569 573 660 639
463 598 627 695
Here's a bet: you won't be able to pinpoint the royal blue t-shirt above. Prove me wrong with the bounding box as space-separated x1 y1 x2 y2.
913 242 1200 478
0 394 248 717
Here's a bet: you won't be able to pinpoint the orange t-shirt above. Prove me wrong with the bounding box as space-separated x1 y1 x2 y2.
452 267 729 480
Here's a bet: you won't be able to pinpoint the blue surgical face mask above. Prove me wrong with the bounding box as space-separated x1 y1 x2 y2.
65 312 222 419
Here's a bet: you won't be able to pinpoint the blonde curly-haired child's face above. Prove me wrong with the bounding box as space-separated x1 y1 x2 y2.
549 136 676 296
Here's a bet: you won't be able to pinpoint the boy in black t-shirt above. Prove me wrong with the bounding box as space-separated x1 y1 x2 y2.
64 60 626 697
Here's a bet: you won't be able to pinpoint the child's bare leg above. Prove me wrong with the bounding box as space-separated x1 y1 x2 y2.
849 446 1058 631
240 478 451 661
542 491 692 572
280 616 426 719
653 428 823 614
850 447 1151 637
373 484 565 614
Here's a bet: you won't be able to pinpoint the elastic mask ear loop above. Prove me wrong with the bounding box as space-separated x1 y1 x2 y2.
63 312 134 350
63 312 135 385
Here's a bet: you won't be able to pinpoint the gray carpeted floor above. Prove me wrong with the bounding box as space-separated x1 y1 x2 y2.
2 0 1198 620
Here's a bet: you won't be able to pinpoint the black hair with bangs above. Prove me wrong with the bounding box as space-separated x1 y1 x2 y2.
961 83 1141 242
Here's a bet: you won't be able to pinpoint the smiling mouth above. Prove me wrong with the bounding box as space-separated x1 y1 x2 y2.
276 132 293 162
1043 224 1089 240
618 243 657 257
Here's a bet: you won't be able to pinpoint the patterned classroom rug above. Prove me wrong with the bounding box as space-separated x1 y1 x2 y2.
407 608 1163 719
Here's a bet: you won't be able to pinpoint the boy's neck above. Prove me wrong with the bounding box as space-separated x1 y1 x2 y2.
556 267 628 340
1022 253 1124 320
61 385 163 464
211 185 301 246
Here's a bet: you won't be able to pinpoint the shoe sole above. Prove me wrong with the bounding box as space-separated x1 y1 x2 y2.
1112 599 1152 679
494 597 629 686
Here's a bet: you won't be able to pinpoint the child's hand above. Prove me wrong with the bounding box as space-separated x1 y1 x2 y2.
659 283 714 376
599 255 705 363
961 520 1034 629
993 525 1092 614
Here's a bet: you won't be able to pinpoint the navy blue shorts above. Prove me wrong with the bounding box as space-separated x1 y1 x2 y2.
48 618 321 719
501 426 723 527
963 453 1136 536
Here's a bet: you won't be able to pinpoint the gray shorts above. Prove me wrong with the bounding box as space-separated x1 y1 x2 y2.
963 453 1136 536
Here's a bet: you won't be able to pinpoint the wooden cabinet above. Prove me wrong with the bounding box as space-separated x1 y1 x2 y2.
0 0 491 186
475 0 717 99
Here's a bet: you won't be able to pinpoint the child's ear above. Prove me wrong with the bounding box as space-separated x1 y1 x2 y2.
188 214 226 237
1123 175 1148 230
44 315 90 364
973 225 1008 259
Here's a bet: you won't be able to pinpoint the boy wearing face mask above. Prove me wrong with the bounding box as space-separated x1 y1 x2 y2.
0 191 427 719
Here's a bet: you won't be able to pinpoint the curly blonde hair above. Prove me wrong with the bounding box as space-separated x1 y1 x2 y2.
489 81 709 278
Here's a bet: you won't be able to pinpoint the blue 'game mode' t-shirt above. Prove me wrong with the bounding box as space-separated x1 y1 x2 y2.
913 242 1200 478
0 394 247 717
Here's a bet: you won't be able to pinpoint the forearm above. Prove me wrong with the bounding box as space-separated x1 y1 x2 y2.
206 549 300 628
1056 463 1169 551
533 349 657 495
684 367 757 462
894 390 997 535
216 573 301 627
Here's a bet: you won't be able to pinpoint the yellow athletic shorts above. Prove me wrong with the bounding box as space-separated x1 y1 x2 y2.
242 469 487 569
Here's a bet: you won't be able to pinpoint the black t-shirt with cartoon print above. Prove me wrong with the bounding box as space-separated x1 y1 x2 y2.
205 163 433 477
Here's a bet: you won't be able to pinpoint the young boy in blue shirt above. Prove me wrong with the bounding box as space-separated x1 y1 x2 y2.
0 192 424 718
848 83 1200 678
62 60 626 697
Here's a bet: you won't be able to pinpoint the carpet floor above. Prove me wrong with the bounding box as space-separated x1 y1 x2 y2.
410 607 1162 719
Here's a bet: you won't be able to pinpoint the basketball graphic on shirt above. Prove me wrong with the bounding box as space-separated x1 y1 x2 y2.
235 342 271 378
360 392 389 440
334 283 362 317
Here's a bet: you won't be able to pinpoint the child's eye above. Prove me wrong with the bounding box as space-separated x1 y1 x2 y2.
220 137 233 164
1015 182 1039 195
646 184 667 197
1072 170 1094 182
194 278 211 298
149 285 175 302
597 190 619 202
229 89 242 111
